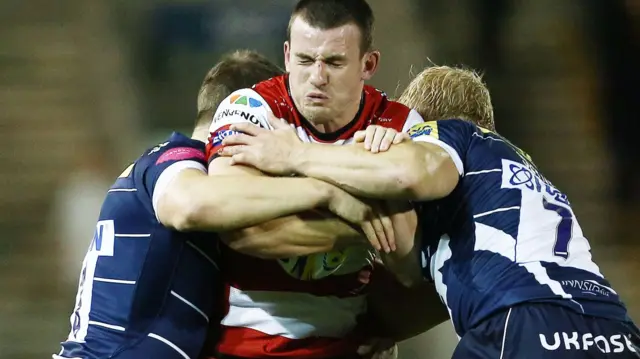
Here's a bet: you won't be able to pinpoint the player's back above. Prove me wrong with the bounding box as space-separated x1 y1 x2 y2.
203 75 424 358
56 133 221 359
411 119 629 337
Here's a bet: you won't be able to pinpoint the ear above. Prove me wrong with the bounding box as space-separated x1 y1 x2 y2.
284 41 291 72
361 50 380 81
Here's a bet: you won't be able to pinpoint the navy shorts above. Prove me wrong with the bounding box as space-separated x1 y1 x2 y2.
453 303 640 358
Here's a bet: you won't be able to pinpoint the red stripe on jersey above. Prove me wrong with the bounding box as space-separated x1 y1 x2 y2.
219 245 372 298
214 326 362 359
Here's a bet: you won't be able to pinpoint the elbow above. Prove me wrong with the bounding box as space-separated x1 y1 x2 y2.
393 147 459 201
170 199 222 232
389 156 429 200
170 202 202 232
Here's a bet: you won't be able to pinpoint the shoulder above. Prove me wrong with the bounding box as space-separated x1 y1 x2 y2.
211 88 272 129
364 86 422 131
136 133 206 170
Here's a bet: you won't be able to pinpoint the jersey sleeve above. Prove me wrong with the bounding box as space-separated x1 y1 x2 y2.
205 88 272 164
407 119 475 176
401 109 425 133
132 139 207 218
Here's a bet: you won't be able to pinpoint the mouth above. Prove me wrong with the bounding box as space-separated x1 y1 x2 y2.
306 92 329 101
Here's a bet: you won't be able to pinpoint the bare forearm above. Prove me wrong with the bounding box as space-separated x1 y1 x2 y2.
293 143 421 199
221 210 366 258
177 174 331 232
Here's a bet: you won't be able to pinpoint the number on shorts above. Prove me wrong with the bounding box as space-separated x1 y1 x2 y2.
542 197 573 259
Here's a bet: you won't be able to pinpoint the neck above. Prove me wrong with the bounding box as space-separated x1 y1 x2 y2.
311 92 363 133
191 126 209 143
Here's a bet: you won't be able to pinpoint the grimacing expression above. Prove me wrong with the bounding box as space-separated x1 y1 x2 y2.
284 16 378 128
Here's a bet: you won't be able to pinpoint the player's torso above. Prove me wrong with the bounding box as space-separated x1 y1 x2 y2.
420 125 628 336
209 76 422 358
58 133 221 359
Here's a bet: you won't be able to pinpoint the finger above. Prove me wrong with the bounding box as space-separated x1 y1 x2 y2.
360 221 382 252
370 216 391 253
230 122 269 136
218 145 244 157
363 126 377 151
357 344 373 356
378 129 396 152
378 211 397 252
354 130 366 143
229 153 250 166
370 127 387 153
392 132 410 145
222 133 256 146
267 113 288 129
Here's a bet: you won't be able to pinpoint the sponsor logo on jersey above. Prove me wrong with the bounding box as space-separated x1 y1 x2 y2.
539 332 636 353
156 147 206 165
408 121 439 139
500 159 569 205
230 94 263 108
560 279 617 297
208 124 241 156
211 124 239 146
214 109 264 127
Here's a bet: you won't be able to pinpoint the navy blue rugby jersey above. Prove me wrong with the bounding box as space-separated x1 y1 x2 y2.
409 120 629 337
56 132 221 359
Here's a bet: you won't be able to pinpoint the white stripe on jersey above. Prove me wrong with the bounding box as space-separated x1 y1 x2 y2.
221 286 366 339
465 169 502 176
170 290 209 322
93 277 136 285
473 223 516 261
107 188 137 192
186 241 218 270
499 308 513 359
474 206 521 219
114 233 151 238
148 333 191 359
88 320 125 331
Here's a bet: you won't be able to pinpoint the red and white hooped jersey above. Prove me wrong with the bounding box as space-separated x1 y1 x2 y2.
203 74 424 359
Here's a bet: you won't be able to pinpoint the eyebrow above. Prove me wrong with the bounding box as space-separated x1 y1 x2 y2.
295 53 347 63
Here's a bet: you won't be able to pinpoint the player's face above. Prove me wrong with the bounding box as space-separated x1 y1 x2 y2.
285 17 379 128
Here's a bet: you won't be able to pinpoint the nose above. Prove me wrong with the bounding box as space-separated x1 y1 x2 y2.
309 61 328 87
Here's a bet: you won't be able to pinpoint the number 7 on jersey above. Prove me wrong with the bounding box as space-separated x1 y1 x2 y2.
542 197 573 259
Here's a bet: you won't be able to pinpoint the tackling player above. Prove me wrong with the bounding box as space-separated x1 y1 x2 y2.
388 66 639 358
54 50 376 359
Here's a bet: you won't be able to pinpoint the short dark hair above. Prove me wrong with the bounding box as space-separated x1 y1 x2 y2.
287 0 375 54
195 50 284 129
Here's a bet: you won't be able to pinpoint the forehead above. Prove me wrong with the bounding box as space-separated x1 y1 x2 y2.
289 16 361 57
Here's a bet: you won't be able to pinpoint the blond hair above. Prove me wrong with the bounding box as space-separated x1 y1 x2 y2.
398 66 495 130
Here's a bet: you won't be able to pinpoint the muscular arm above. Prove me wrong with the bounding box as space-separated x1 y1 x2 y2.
206 156 367 258
156 167 338 232
220 210 364 259
292 141 459 200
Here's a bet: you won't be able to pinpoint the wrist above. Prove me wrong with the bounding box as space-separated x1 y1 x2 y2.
305 177 333 208
290 143 312 176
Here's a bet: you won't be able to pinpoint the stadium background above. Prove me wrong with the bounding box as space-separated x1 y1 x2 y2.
0 0 638 358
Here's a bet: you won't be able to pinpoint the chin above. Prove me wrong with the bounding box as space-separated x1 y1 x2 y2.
301 108 330 123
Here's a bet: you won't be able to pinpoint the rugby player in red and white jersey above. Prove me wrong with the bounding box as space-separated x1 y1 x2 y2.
199 1 450 359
